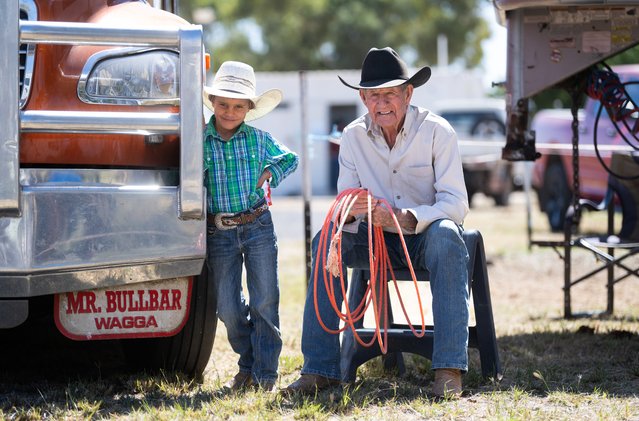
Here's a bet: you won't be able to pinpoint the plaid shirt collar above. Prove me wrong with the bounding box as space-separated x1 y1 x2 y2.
205 116 249 142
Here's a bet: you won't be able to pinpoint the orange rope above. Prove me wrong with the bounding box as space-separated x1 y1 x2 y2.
313 188 426 354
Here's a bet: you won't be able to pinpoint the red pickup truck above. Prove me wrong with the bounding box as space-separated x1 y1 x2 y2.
530 64 639 231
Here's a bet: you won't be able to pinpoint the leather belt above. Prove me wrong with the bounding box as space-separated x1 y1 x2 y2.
207 201 269 230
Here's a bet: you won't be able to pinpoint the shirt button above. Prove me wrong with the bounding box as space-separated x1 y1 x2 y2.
396 195 401 200
393 170 397 174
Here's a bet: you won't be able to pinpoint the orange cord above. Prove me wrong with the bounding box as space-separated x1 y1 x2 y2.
313 188 426 354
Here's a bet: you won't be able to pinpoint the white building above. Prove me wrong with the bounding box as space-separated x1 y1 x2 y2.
205 67 489 196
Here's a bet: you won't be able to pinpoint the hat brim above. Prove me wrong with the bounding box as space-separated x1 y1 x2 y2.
203 86 282 121
338 66 432 90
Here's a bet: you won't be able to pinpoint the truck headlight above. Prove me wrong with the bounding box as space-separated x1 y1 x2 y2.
78 48 179 106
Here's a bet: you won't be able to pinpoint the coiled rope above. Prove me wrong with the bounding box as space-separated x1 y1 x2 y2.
313 188 426 354
586 64 639 179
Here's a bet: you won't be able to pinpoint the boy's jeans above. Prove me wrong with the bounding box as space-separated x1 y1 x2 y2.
300 219 470 380
207 210 281 383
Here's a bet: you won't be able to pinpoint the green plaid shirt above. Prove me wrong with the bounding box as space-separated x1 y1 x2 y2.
203 116 299 214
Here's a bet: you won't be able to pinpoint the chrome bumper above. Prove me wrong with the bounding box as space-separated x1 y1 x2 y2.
0 169 205 298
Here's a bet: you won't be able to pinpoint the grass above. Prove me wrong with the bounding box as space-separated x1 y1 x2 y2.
0 193 638 420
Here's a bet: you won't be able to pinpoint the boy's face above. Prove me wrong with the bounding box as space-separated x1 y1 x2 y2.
212 96 252 138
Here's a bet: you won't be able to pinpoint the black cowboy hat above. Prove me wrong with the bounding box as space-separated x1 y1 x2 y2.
338 47 431 90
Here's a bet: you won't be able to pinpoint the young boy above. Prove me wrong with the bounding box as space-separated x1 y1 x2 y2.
202 61 298 391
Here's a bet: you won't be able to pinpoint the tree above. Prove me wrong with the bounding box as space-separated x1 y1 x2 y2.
607 44 639 67
179 0 490 72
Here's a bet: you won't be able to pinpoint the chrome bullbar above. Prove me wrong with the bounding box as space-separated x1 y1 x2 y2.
0 2 206 298
0 169 205 297
1 1 204 219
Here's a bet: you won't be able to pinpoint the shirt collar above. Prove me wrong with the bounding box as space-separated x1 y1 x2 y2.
205 115 249 142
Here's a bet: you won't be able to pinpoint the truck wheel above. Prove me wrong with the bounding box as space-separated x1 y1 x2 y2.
492 187 511 207
541 162 571 232
463 169 477 207
491 165 513 207
471 117 506 137
122 264 217 380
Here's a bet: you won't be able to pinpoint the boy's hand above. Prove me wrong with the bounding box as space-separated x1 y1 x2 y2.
257 169 272 188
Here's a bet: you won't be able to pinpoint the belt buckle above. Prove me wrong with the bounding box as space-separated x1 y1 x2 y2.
214 212 236 230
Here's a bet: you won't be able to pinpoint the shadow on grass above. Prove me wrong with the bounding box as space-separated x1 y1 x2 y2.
492 326 639 397
0 314 638 417
0 313 216 418
277 325 639 414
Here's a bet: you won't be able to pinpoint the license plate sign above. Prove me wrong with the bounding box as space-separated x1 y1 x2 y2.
54 277 192 340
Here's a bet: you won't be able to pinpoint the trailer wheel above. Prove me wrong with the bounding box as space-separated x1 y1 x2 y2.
540 161 571 232
122 264 217 380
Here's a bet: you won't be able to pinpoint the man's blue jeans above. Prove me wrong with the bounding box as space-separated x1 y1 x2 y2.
206 210 281 383
300 219 470 380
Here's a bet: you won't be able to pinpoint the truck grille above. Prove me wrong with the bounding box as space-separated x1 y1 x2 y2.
19 1 36 109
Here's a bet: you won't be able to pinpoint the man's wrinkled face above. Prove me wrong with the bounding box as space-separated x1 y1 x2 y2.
360 84 413 132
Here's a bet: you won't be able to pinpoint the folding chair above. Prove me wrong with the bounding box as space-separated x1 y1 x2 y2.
340 229 501 382
563 151 639 318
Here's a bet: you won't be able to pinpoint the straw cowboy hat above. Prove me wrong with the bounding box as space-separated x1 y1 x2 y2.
338 47 431 90
203 61 282 121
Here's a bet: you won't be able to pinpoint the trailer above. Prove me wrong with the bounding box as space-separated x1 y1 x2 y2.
494 0 639 317
494 0 639 162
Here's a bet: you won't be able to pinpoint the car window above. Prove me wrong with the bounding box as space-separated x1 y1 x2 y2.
440 112 480 136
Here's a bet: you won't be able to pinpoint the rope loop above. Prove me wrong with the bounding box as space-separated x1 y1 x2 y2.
313 188 427 353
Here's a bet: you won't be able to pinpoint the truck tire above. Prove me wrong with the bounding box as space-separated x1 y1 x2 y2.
463 169 477 207
491 184 511 207
122 264 217 380
490 165 513 207
471 117 506 137
540 161 571 232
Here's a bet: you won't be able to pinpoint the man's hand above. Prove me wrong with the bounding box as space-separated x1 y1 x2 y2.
370 204 394 227
345 191 417 232
346 191 379 219
371 205 417 233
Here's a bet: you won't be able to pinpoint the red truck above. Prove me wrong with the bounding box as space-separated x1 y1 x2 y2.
0 0 215 378
530 64 639 231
